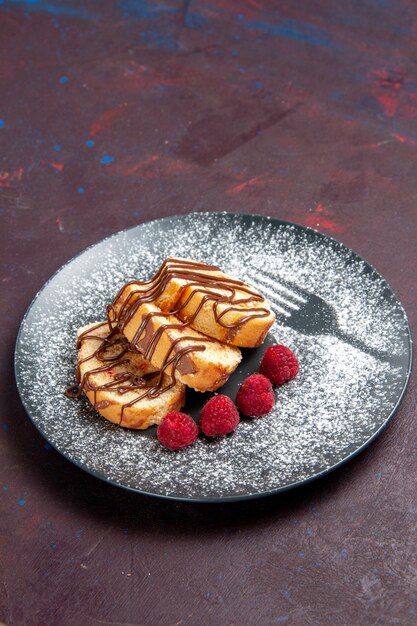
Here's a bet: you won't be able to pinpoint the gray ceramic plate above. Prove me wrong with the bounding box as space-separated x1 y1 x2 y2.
15 212 412 502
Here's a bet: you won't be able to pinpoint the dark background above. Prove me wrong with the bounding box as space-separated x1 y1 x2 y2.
1 1 416 624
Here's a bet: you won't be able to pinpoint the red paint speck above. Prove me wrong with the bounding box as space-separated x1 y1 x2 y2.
121 154 160 176
0 168 24 188
305 216 345 233
119 155 191 178
90 104 128 137
376 93 399 117
227 175 264 195
392 133 417 146
370 68 417 120
51 162 64 172
383 79 402 90
304 204 346 234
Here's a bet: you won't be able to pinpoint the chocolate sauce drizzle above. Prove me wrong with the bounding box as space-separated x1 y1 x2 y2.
110 258 270 334
65 259 271 423
64 322 167 423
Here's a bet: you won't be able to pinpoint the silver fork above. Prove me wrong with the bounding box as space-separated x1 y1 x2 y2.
253 269 397 363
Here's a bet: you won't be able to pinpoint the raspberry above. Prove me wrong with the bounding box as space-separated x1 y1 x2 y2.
199 395 240 437
235 374 274 417
260 344 299 385
157 412 198 450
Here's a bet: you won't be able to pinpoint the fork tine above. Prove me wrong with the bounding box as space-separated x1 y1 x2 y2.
255 269 307 303
254 281 300 311
270 302 292 318
248 278 294 316
254 272 305 306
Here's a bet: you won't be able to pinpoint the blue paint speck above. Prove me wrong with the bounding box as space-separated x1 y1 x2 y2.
85 139 94 147
157 84 175 92
307 528 313 536
2 485 8 492
54 144 61 151
123 527 129 535
283 590 290 598
18 499 26 506
255 81 263 89
184 11 207 28
77 187 85 193
375 471 382 479
100 156 114 164
58 75 69 84
44 442 52 450
231 50 238 57
4 1 93 19
299 551 304 557
241 18 332 47
51 543 57 549
118 0 179 19
0 119 4 128
341 548 347 558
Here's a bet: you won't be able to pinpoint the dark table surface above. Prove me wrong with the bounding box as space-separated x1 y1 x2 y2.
1 1 416 625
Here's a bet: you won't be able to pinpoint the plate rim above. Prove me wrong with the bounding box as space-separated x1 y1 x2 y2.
14 211 413 503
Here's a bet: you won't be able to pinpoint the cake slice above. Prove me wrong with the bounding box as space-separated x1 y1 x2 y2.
66 322 186 429
120 302 242 392
109 258 275 348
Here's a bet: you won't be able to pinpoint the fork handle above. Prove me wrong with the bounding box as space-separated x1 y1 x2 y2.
335 330 402 364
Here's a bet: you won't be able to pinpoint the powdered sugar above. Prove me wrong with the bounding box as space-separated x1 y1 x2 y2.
15 213 411 500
